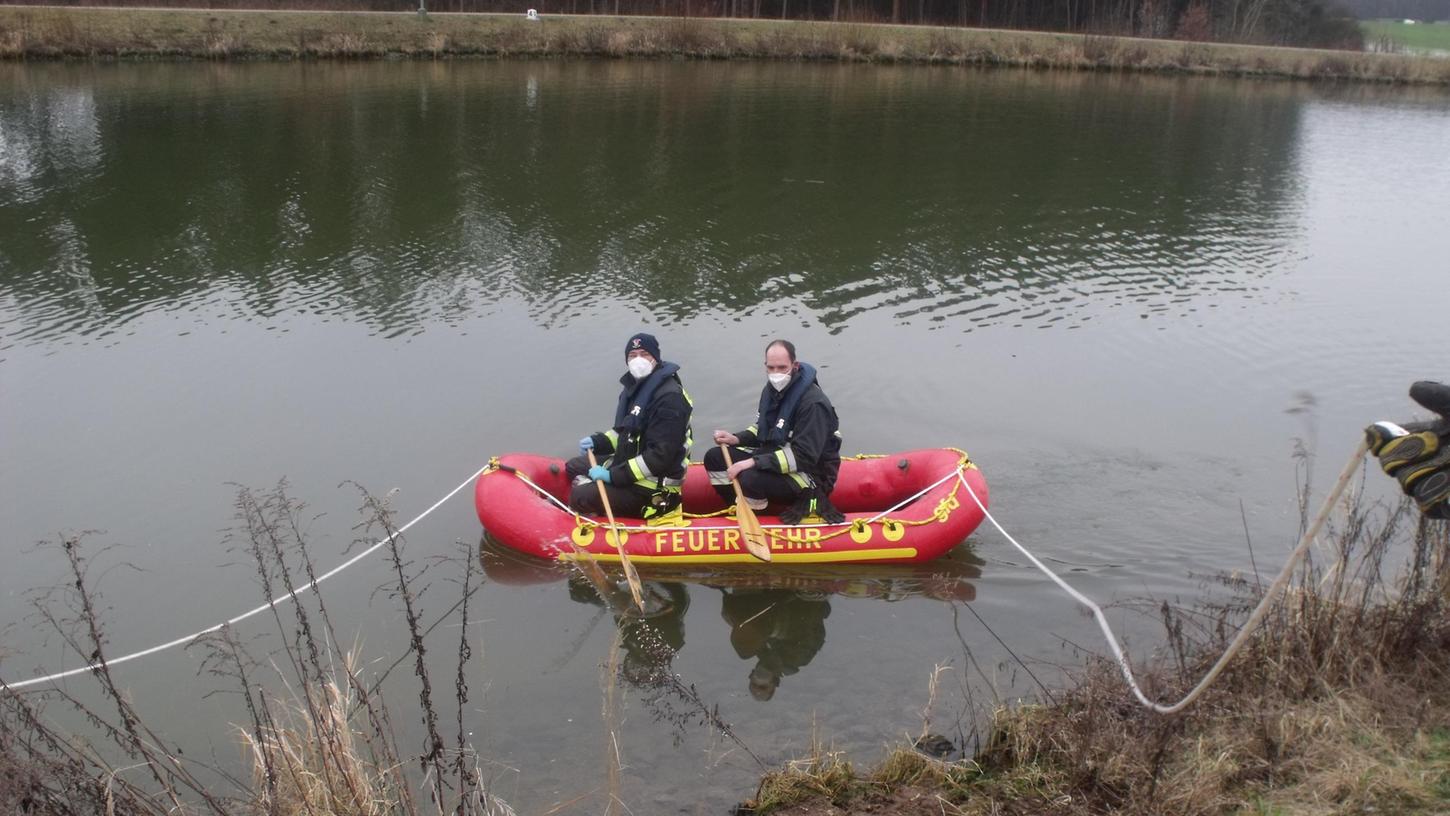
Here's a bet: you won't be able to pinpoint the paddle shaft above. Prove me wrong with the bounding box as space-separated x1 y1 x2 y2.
587 449 645 610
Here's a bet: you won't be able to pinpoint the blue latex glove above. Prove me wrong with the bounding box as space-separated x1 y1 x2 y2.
579 435 594 454
587 465 611 484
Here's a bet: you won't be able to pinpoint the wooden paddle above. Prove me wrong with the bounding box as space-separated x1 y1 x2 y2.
587 450 645 611
720 444 772 562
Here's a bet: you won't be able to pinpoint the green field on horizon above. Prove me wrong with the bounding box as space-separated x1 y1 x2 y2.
1362 19 1450 52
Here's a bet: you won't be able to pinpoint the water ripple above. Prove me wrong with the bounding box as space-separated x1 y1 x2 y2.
0 61 1403 350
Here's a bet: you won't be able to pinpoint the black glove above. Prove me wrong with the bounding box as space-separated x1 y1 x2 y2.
778 495 809 525
815 493 846 525
1366 381 1450 519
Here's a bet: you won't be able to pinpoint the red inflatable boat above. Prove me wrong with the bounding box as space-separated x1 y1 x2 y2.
474 447 988 566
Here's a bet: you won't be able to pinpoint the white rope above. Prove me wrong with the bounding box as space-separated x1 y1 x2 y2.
2 464 491 692
848 467 963 528
955 439 1369 714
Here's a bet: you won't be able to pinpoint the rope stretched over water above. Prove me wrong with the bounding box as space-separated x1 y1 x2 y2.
1 464 491 692
955 438 1370 715
5 440 1370 712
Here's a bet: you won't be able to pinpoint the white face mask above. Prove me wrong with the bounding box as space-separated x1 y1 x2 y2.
628 357 655 380
768 371 792 391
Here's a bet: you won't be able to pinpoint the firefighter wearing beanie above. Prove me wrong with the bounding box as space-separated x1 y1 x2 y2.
565 333 694 521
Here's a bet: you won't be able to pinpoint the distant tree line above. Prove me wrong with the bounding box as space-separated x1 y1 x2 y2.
9 0 1365 47
1338 0 1448 20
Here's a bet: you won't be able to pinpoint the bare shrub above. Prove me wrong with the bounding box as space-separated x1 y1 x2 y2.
560 23 610 53
1080 32 1116 65
837 23 876 57
205 32 236 57
1312 54 1351 78
1174 1 1211 41
3 483 511 815
661 16 719 53
316 31 370 56
605 28 635 54
926 28 963 61
426 30 446 55
0 29 24 56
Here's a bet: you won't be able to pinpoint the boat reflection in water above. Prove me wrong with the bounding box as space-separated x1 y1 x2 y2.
480 536 983 701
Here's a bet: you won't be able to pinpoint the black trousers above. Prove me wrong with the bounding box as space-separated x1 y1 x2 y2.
702 445 806 509
565 454 653 517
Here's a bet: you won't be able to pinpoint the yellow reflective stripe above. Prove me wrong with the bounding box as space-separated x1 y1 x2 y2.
746 425 758 436
775 450 790 471
788 472 809 489
628 456 649 481
604 429 620 446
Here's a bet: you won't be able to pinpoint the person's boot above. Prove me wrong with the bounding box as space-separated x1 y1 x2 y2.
779 489 845 525
643 489 684 526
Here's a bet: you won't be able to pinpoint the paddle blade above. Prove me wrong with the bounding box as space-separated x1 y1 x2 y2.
619 545 645 609
735 498 772 562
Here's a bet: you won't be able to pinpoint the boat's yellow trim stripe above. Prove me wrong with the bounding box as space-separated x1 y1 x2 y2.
556 547 918 564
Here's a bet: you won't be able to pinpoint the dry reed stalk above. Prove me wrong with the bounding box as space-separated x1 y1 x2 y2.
239 673 394 815
602 626 626 816
916 662 951 743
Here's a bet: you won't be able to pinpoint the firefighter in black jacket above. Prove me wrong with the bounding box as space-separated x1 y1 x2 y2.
568 333 694 520
706 339 845 525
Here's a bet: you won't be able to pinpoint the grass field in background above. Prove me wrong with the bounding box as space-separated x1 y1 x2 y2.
1363 19 1450 53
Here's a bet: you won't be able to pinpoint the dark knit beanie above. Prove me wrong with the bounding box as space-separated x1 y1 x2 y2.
625 333 661 361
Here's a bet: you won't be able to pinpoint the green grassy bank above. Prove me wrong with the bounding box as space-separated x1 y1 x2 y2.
1363 19 1450 54
3 6 1449 83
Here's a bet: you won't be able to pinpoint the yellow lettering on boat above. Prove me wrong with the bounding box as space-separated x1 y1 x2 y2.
723 529 740 551
671 530 686 553
653 532 666 554
760 528 827 551
688 531 705 552
707 530 721 552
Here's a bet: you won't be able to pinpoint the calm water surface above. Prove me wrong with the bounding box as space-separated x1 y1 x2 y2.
3 60 1449 812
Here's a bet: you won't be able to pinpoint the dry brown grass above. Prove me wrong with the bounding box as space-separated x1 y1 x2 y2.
745 499 1450 815
753 727 859 812
240 669 396 815
1 484 511 816
1 7 1448 84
